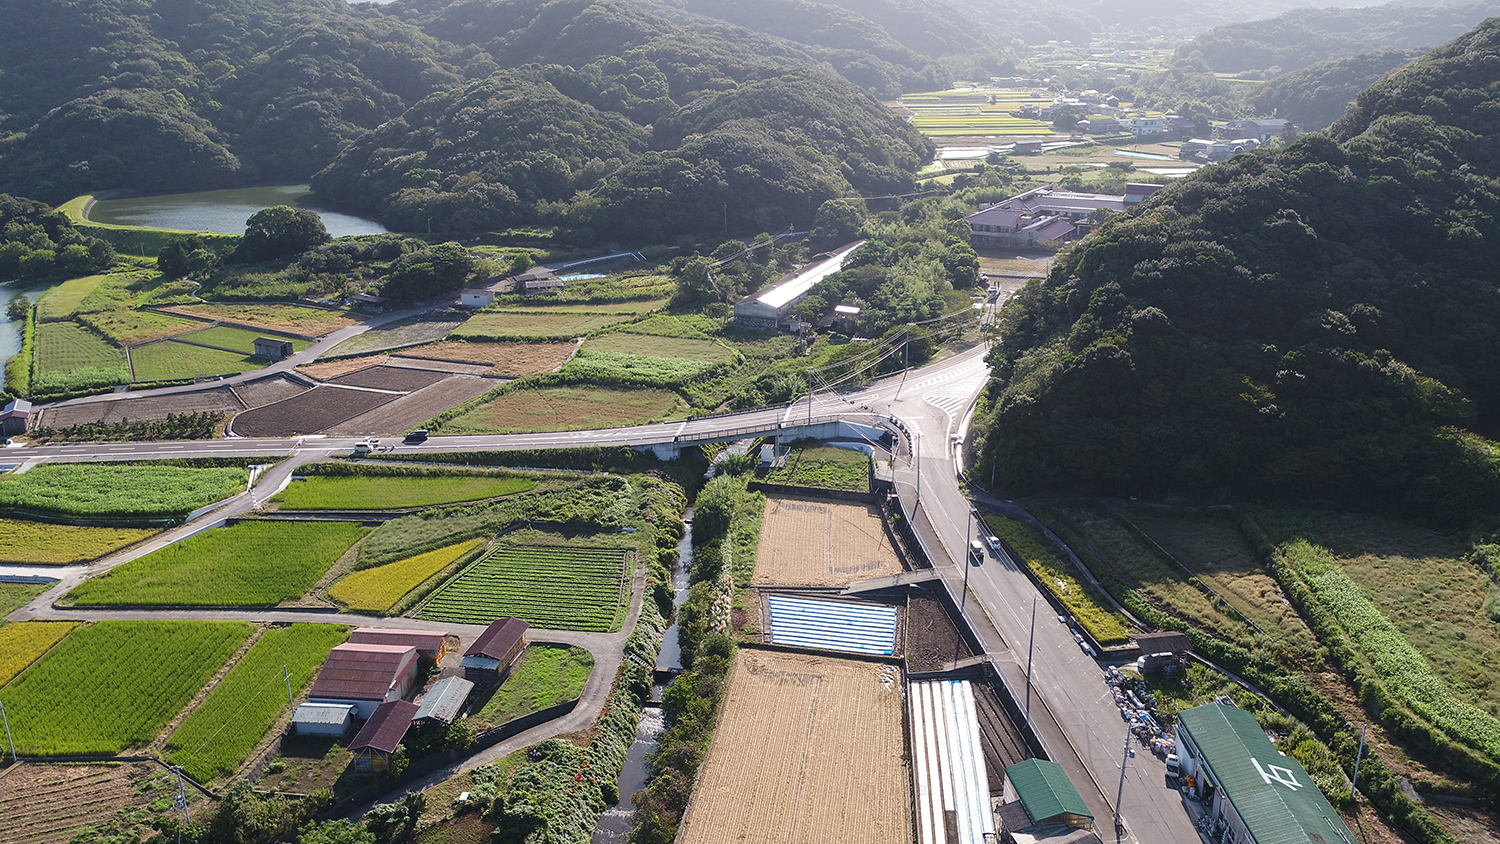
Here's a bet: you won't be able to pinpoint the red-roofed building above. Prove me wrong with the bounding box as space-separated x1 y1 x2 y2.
308 643 420 718
348 628 449 662
350 699 419 774
462 618 529 683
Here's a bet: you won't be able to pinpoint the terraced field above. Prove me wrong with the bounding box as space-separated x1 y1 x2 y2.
417 543 630 631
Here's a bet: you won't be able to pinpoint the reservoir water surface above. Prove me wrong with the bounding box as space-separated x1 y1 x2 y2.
87 185 388 238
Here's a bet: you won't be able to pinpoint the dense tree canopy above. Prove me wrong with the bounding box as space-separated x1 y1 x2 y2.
238 206 330 262
1250 50 1419 131
977 19 1500 526
0 194 116 280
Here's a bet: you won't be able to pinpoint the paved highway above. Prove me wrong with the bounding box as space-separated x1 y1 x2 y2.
5 341 1197 841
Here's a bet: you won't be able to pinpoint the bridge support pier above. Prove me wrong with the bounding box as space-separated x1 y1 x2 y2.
633 443 681 461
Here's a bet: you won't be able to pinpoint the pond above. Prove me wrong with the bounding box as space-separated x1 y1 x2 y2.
0 281 47 369
87 185 388 238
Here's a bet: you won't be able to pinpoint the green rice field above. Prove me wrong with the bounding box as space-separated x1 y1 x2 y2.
417 543 630 631
66 520 371 607
272 474 537 511
164 624 349 781
174 325 310 355
130 340 264 382
78 309 201 345
0 463 246 520
0 620 253 756
33 321 128 374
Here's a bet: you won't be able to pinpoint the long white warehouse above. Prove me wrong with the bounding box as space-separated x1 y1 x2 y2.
911 679 996 844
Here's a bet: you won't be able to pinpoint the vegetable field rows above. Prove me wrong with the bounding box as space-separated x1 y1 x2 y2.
417 543 630 631
0 620 252 756
165 624 349 781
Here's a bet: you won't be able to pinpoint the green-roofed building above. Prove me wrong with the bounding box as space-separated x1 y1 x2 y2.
1002 759 1094 830
1174 703 1357 844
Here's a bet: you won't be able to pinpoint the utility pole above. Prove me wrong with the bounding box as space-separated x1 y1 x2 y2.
1351 723 1368 797
1115 726 1131 837
807 369 814 424
914 430 921 505
961 508 973 617
284 665 294 712
1025 595 1036 723
171 764 191 825
0 698 14 763
895 323 914 399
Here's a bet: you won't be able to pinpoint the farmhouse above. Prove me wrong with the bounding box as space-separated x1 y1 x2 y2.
350 699 419 774
348 628 449 663
253 337 295 361
1001 759 1095 834
307 642 421 718
462 617 530 682
0 399 31 436
967 186 1136 250
412 675 474 726
349 293 388 312
290 702 356 737
732 240 864 329
1224 119 1290 143
1174 703 1357 844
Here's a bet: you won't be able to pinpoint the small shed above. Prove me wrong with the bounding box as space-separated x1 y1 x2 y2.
462 618 529 683
349 628 450 663
413 676 474 726
291 702 356 737
350 699 419 774
349 293 388 312
460 288 495 308
0 399 32 436
253 337 295 361
1003 759 1094 830
1132 631 1190 672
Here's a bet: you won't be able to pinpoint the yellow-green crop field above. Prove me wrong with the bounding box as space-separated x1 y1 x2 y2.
329 539 485 613
909 114 1055 136
0 518 157 565
0 621 77 687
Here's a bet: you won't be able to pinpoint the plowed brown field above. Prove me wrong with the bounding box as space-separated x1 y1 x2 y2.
0 762 205 843
753 497 902 587
676 650 909 844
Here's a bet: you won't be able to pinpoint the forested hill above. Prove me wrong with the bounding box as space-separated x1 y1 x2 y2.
1176 0 1500 73
315 0 932 239
976 19 1500 526
0 0 934 239
1250 50 1420 131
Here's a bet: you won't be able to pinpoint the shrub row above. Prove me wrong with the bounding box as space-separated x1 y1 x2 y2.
3 303 34 399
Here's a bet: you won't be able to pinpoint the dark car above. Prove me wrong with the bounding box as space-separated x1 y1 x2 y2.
403 429 429 443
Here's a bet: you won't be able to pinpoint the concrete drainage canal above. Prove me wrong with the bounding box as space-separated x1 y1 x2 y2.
592 509 693 843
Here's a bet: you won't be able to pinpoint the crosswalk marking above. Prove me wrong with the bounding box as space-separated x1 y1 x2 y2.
922 374 986 418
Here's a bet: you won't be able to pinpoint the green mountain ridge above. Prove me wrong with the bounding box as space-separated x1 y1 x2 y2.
976 18 1500 526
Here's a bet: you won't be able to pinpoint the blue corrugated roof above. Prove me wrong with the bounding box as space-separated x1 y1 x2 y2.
767 595 898 655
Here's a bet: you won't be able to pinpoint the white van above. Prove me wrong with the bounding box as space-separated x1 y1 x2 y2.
352 439 375 455
969 539 985 562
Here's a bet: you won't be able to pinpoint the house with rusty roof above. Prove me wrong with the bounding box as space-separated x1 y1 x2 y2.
349 628 450 663
350 699 420 774
462 618 529 683
307 643 420 718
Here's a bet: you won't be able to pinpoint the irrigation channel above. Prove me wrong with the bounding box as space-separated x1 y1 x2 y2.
592 509 694 843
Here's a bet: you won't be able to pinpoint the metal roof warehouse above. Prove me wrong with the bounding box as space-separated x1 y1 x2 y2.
1174 703 1356 844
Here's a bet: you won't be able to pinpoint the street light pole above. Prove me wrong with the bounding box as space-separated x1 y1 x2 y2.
1025 595 1036 723
1115 726 1131 837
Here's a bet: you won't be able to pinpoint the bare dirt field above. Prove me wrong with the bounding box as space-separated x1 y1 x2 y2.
329 365 448 392
326 375 495 436
37 387 243 428
298 355 388 381
396 340 575 376
753 496 903 587
0 762 207 843
677 649 909 844
232 374 310 408
230 386 392 436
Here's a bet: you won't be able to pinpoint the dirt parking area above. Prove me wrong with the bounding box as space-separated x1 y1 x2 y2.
37 387 244 428
677 649 909 844
753 496 903 587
